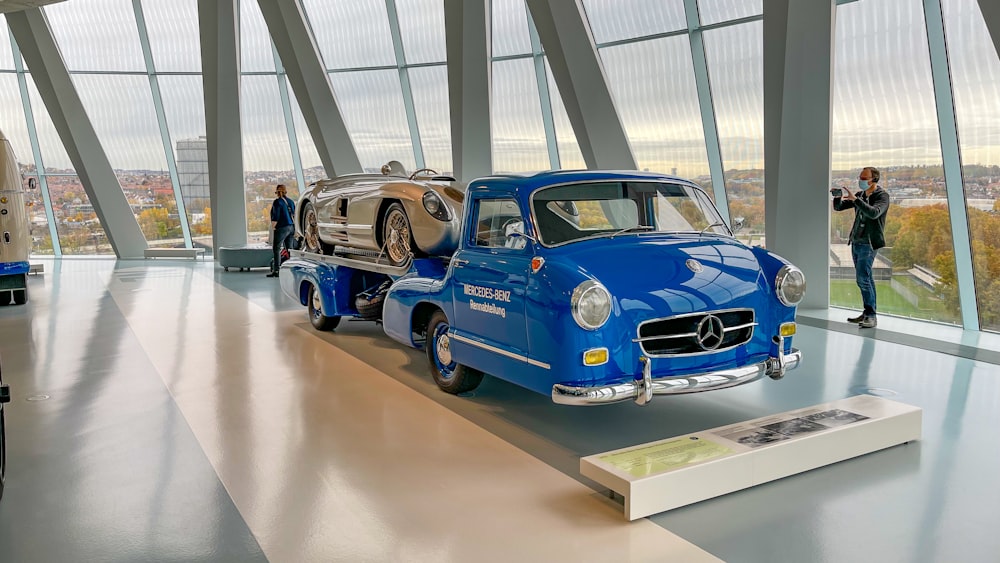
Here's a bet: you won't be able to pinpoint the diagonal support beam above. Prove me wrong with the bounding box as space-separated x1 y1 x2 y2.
8 8 147 258
525 0 636 170
978 0 1000 62
256 0 362 177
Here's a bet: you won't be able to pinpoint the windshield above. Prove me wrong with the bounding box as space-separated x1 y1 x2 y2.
531 181 729 246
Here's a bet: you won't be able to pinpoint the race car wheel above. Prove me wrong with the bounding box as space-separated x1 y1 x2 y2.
382 202 413 267
308 283 341 331
302 201 323 254
426 310 483 394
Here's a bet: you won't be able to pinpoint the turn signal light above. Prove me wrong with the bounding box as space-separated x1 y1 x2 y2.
780 322 797 337
583 348 608 366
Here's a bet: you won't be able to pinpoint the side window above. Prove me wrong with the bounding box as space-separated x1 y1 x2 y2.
474 198 524 249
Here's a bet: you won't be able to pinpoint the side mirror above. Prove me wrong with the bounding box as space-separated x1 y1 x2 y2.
28 177 37 190
731 216 745 233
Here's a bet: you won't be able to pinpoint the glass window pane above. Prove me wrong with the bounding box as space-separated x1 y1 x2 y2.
408 65 453 174
943 0 1000 332
242 75 296 244
0 17 15 70
141 0 201 73
582 0 686 44
48 174 112 255
24 78 112 255
492 0 532 57
329 69 415 172
286 86 325 185
544 59 585 170
26 75 72 171
492 58 549 173
704 21 764 240
830 0 959 325
697 0 762 26
159 75 211 247
600 38 710 179
45 0 146 72
396 0 446 64
73 74 182 245
302 0 396 70
241 0 275 72
0 74 32 161
23 173 55 256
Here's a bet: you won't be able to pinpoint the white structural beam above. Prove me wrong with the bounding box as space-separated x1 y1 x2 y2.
525 0 637 171
8 8 148 258
199 0 247 252
978 0 1000 61
763 0 837 310
444 0 492 182
256 0 363 177
923 0 979 329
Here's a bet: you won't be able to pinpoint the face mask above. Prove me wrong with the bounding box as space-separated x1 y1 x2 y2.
858 179 870 190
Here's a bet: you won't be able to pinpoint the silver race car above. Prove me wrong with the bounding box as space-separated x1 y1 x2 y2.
296 161 466 266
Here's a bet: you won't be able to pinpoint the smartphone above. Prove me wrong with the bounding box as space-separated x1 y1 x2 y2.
830 188 843 197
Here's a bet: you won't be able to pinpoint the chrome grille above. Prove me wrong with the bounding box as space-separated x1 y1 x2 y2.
635 309 756 357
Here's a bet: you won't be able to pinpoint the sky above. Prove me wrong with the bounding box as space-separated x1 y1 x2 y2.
0 0 997 177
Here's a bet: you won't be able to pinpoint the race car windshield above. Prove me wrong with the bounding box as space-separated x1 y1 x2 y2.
531 181 729 246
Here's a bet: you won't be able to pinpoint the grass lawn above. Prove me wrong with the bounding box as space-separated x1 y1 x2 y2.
830 278 960 324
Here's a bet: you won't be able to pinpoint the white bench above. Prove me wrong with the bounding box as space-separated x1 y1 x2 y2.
143 247 206 260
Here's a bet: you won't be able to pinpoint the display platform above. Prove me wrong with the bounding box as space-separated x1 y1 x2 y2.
581 394 921 520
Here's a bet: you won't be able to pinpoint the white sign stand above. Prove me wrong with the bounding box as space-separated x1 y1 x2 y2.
581 394 921 521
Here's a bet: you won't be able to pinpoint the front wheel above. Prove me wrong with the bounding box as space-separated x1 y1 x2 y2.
426 310 483 394
307 283 341 331
381 202 413 267
301 201 323 254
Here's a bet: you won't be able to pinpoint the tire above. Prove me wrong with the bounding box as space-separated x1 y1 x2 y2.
12 286 26 306
426 310 483 394
307 283 341 331
381 202 413 267
301 201 323 254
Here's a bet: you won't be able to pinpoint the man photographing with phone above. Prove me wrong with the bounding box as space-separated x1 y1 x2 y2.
832 167 890 328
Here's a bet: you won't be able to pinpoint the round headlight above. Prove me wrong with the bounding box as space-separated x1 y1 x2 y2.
775 265 806 306
571 280 612 330
422 191 451 221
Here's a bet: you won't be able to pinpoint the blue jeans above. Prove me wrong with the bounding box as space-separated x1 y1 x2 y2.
272 225 295 273
852 242 877 316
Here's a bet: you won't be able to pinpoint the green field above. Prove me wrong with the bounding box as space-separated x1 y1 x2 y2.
830 278 960 324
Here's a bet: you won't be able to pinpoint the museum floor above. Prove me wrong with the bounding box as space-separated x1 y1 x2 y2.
0 258 998 562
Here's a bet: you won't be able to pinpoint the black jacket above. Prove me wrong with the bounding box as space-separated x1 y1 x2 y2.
833 186 890 250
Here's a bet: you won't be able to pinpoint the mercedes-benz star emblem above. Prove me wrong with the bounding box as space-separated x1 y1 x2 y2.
686 259 703 273
696 315 725 350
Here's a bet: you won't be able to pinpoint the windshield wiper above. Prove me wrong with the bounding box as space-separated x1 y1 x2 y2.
610 225 656 238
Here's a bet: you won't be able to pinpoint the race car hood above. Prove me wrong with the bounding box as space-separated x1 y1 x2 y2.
546 235 766 316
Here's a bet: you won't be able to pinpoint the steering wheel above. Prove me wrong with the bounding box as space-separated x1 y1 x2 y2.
409 168 439 180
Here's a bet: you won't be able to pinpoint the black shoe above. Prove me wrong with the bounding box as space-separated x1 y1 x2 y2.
859 316 877 328
847 313 865 323
266 272 279 278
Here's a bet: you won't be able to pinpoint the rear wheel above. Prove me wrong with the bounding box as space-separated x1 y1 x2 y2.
307 283 341 331
301 201 323 254
426 310 483 394
381 202 413 267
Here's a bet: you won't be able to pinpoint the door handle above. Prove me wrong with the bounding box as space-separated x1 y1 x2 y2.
452 258 469 268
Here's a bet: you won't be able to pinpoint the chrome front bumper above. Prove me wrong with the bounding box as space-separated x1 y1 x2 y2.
551 343 802 406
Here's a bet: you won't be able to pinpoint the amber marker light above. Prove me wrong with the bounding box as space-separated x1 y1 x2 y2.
531 256 545 273
583 348 609 366
780 322 797 337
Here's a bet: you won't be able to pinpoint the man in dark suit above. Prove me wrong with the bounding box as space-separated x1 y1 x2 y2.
833 167 891 328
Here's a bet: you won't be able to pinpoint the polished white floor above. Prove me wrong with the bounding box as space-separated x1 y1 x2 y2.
2 258 1000 562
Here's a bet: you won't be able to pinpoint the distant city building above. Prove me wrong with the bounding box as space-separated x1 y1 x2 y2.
176 137 209 209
